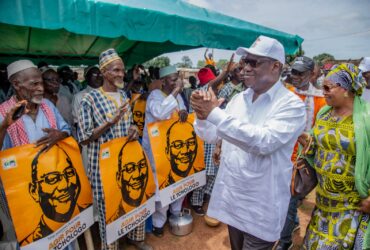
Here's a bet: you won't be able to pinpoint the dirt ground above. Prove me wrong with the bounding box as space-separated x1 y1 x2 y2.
82 191 316 250
131 191 315 250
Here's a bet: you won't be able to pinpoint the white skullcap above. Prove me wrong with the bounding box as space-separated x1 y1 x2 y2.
7 60 37 79
159 65 177 78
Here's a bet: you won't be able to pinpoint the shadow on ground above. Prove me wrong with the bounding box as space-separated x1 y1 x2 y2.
79 191 316 250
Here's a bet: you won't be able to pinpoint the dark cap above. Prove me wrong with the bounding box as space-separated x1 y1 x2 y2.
291 56 314 72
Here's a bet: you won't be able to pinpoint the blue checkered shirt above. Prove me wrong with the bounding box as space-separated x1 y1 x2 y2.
78 88 132 198
218 81 245 109
77 88 133 246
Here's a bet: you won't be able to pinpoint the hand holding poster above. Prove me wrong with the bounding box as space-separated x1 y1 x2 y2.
147 113 205 207
99 138 156 244
0 137 93 250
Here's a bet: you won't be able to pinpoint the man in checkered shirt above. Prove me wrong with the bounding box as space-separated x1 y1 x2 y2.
78 48 152 250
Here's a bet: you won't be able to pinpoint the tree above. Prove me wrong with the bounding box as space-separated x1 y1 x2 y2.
197 60 205 68
296 47 305 57
313 53 335 65
143 56 170 68
286 47 305 64
176 56 193 68
216 59 228 69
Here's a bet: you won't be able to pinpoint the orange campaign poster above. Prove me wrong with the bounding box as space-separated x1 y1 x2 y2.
99 138 156 244
131 95 146 138
147 113 206 207
0 137 93 250
129 93 141 105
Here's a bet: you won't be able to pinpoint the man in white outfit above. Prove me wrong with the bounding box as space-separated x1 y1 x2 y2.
191 36 306 250
141 65 188 237
359 57 370 102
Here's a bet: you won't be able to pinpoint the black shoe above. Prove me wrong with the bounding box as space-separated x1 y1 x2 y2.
275 241 292 250
152 226 164 238
192 205 205 216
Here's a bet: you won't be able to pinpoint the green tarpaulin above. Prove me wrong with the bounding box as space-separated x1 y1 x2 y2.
0 0 303 66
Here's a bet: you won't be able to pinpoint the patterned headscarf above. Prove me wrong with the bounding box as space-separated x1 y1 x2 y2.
99 48 122 70
326 63 366 96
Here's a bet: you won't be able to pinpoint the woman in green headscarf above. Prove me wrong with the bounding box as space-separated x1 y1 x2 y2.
302 63 370 249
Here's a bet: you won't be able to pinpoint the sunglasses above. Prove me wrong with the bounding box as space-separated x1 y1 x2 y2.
322 83 340 92
291 69 306 77
243 58 275 68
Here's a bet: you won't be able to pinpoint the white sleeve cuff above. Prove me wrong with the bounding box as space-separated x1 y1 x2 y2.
195 118 209 127
207 107 227 126
165 94 177 104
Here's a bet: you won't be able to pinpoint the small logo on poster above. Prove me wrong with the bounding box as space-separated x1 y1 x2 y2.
102 148 110 159
151 127 159 137
2 156 17 170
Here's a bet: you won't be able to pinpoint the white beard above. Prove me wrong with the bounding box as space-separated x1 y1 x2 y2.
114 81 124 89
31 96 43 104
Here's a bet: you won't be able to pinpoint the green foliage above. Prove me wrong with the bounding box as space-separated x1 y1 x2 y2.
286 55 295 64
313 53 335 65
216 59 228 69
143 56 170 68
286 47 305 64
197 59 228 69
197 60 205 68
296 48 305 57
176 56 193 68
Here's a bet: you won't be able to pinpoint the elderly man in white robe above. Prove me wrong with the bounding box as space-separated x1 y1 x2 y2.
142 65 188 237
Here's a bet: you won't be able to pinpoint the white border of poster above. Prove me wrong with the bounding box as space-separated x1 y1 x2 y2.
22 206 94 250
106 196 155 245
159 171 206 207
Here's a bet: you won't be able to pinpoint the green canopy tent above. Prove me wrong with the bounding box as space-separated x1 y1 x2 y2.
0 0 303 66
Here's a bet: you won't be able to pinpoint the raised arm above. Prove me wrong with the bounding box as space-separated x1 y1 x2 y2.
191 86 306 155
207 102 306 155
193 118 219 144
147 79 183 120
78 98 129 145
0 100 28 149
147 92 179 121
204 48 209 60
191 90 221 144
207 54 235 91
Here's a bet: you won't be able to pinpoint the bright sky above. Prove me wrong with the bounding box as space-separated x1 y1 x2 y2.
164 0 370 65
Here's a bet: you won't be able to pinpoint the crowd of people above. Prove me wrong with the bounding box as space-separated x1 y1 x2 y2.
0 35 370 250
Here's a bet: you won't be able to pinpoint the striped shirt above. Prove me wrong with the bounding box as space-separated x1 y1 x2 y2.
77 88 133 246
78 88 132 198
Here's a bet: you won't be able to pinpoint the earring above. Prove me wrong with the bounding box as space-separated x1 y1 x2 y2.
344 92 348 97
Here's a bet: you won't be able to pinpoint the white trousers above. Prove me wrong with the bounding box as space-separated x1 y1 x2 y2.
152 197 184 228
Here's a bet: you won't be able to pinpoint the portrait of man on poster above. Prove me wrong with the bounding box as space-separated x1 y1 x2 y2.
131 98 146 137
107 141 153 223
21 145 90 245
160 120 199 189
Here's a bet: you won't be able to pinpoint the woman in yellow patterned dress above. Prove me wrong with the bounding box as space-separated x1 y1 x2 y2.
302 63 370 249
